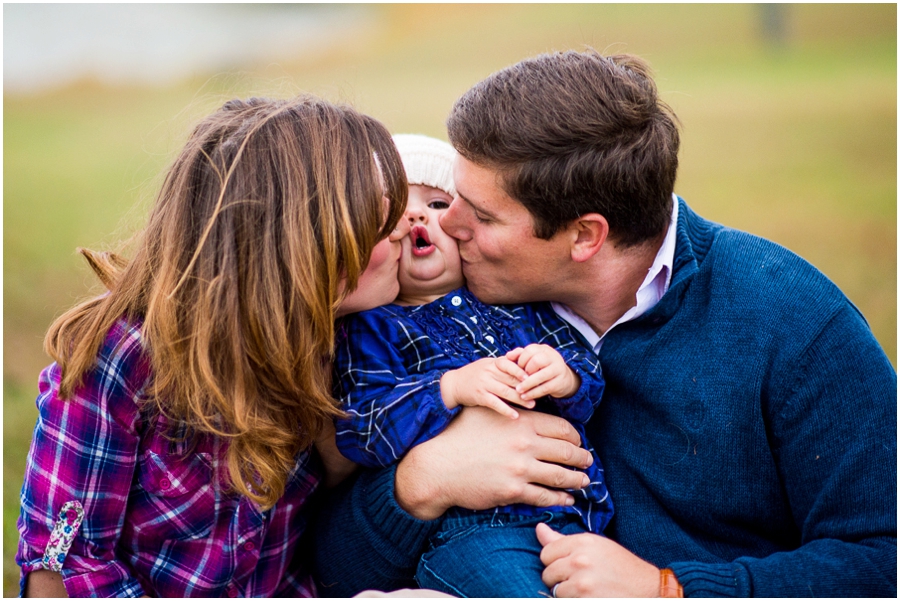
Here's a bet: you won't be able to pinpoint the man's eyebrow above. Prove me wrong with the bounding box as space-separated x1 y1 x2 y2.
456 191 495 218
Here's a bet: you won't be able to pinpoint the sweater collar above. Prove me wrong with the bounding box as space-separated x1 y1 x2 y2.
668 197 719 293
553 196 719 348
643 197 721 322
554 194 680 350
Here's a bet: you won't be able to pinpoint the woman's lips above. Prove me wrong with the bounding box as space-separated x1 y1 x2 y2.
410 225 435 257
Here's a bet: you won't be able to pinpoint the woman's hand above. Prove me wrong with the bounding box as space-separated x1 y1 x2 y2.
24 570 68 598
314 420 358 488
394 406 593 520
536 523 660 598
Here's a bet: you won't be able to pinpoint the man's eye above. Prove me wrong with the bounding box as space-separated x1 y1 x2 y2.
429 200 450 210
474 212 491 224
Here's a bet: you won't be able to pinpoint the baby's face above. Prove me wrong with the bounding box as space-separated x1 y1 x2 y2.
398 185 465 299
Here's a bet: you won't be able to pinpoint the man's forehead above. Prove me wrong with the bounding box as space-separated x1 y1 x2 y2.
453 156 512 209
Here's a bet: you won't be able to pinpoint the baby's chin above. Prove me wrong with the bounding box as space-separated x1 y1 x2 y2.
398 272 465 297
400 257 462 284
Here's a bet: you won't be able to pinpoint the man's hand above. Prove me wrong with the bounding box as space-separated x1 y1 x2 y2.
440 356 533 419
536 523 660 598
395 406 594 520
507 344 581 401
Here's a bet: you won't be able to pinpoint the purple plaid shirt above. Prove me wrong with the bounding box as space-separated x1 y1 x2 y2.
17 318 320 597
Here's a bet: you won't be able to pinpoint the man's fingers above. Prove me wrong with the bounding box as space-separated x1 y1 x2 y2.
495 393 533 410
537 524 572 593
540 555 572 591
479 395 519 419
503 396 536 410
485 380 534 409
516 483 575 508
535 436 593 470
528 458 590 491
527 411 586 449
536 522 565 547
539 547 576 589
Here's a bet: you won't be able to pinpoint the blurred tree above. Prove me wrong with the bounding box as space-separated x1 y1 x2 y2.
759 3 789 47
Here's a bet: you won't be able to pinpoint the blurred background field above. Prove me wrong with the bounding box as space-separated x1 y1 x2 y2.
3 4 896 594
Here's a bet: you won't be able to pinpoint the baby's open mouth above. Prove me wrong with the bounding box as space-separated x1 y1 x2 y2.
410 225 435 257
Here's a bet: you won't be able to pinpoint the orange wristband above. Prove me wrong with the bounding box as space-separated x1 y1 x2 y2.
660 568 684 597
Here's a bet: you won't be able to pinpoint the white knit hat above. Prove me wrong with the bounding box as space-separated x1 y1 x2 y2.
392 134 456 197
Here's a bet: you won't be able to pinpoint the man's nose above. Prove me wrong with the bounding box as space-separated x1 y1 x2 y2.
440 197 469 241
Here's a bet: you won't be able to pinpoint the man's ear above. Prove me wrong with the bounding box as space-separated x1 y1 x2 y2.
570 214 608 263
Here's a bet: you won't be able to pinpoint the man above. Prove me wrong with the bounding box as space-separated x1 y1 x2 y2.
314 51 896 597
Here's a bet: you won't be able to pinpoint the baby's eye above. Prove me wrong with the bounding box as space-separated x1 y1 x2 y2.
428 199 450 210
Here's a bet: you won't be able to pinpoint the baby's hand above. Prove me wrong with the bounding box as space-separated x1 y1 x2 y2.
440 357 534 419
506 344 581 401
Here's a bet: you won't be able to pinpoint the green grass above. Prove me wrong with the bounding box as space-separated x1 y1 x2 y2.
3 4 895 595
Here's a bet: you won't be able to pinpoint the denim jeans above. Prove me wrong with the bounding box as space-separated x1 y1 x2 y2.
415 511 587 598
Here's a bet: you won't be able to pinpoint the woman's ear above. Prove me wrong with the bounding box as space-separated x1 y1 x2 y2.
570 214 608 263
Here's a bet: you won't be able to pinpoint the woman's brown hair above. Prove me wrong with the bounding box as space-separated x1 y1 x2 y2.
45 95 406 509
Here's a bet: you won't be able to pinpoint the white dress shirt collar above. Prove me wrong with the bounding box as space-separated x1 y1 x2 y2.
552 194 679 352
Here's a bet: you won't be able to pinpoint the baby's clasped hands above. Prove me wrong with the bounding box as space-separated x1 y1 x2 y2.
439 343 581 419
507 343 581 401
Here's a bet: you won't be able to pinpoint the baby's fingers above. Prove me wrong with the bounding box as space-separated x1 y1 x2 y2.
511 345 542 371
521 351 557 376
514 344 561 375
476 394 520 419
517 368 557 399
519 377 569 401
505 347 524 363
495 356 529 383
487 376 535 410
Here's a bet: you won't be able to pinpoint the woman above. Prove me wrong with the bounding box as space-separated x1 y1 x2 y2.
17 95 407 597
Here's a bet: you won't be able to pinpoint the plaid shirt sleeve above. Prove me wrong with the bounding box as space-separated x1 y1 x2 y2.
524 304 605 424
333 309 460 468
17 321 150 597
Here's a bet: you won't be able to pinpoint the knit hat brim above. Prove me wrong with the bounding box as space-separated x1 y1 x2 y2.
392 134 456 197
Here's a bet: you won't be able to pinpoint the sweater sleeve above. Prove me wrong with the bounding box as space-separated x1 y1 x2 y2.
312 466 441 597
670 303 897 597
333 311 460 468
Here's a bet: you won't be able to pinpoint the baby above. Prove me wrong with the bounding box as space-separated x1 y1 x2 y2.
332 134 612 598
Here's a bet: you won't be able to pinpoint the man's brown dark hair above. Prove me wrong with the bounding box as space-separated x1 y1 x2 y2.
447 50 679 247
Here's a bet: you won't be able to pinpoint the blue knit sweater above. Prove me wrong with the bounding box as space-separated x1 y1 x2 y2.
312 200 897 597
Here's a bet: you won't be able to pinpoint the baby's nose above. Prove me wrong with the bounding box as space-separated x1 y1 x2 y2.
405 209 427 223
